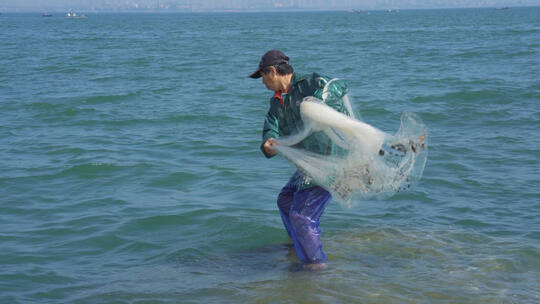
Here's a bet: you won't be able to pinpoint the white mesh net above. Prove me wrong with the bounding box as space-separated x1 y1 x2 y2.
274 94 428 208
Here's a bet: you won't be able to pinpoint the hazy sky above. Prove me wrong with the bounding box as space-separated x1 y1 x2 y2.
2 0 539 11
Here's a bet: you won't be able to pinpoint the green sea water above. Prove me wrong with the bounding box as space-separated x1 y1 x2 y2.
1 8 539 303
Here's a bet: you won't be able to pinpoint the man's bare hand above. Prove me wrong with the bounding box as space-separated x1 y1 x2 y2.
263 138 279 156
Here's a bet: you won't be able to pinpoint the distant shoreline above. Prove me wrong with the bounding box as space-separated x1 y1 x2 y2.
1 5 539 14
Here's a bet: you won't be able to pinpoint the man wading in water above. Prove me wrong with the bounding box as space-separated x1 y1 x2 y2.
249 50 350 270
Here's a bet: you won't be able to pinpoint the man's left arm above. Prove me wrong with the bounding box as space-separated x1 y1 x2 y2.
324 79 349 115
312 77 350 116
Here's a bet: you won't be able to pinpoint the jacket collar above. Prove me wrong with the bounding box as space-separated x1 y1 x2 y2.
290 72 303 86
273 73 296 106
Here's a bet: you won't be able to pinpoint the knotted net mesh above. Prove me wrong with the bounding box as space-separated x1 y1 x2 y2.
274 88 428 208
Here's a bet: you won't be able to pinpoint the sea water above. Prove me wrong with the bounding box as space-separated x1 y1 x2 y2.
1 8 539 303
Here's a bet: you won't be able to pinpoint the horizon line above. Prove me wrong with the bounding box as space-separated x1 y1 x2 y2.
1 5 536 14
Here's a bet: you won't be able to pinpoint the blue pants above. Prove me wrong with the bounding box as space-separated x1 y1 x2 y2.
277 177 331 264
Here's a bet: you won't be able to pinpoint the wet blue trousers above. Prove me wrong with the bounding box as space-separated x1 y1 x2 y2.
277 177 332 264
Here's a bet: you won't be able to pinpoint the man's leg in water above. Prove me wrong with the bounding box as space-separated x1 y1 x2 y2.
289 186 331 265
277 180 331 265
277 177 296 240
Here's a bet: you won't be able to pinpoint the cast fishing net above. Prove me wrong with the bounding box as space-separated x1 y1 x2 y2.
274 81 428 208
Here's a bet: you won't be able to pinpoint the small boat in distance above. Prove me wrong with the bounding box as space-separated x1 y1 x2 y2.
42 11 53 17
66 12 87 19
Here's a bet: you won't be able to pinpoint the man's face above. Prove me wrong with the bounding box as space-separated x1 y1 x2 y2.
261 67 279 91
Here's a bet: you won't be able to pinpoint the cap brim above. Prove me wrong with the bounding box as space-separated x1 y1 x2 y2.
249 69 262 79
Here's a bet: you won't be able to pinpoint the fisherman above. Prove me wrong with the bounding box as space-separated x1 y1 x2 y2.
249 50 350 270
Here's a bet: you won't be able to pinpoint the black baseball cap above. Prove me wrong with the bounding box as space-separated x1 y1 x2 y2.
249 50 290 79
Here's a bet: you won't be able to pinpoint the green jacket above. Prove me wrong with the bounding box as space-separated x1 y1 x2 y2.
261 72 349 190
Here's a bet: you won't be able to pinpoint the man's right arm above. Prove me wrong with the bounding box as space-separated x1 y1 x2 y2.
262 138 278 157
261 109 280 158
